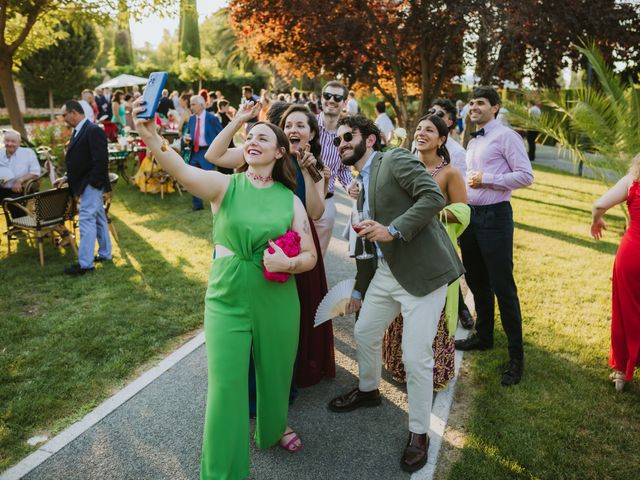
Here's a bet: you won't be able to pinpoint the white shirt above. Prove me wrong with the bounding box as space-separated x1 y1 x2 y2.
375 113 394 143
528 105 541 119
0 147 40 189
73 118 89 138
196 110 207 147
346 98 359 114
446 136 467 179
79 100 95 122
358 151 384 259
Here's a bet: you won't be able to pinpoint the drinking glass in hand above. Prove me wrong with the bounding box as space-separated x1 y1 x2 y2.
352 211 375 260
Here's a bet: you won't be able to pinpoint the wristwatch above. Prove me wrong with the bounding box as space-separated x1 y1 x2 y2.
387 224 402 239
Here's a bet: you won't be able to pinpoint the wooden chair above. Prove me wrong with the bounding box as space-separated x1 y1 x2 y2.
143 159 183 199
2 187 77 266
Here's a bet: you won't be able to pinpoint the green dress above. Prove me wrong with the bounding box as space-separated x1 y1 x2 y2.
201 173 300 480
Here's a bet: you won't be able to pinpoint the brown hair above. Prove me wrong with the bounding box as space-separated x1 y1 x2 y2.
279 104 323 166
322 80 348 99
630 153 640 180
416 114 451 165
113 90 124 103
239 122 297 192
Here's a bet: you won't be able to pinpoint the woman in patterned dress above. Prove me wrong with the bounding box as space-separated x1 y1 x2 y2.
383 114 468 389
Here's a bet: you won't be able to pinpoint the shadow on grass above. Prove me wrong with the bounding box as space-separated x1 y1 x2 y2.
114 182 213 243
520 184 597 205
0 217 208 471
514 221 619 254
514 195 592 217
531 179 599 197
448 336 640 480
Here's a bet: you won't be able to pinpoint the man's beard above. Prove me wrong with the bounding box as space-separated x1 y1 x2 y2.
340 137 367 166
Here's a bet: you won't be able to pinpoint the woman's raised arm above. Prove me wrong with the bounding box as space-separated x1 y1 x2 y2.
204 102 262 170
133 98 228 203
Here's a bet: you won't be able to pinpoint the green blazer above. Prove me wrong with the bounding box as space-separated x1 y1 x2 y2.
354 148 465 297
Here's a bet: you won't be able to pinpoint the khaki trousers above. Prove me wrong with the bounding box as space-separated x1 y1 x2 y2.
355 259 447 434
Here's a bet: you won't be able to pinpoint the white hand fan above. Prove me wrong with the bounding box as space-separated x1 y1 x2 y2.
314 279 356 327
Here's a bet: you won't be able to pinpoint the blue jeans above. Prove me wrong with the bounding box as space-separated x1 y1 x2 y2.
78 185 111 268
189 149 215 209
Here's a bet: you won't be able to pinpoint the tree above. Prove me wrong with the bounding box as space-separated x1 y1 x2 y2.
179 0 200 59
229 0 470 130
469 0 640 87
507 44 640 193
0 0 176 138
112 0 134 66
135 28 179 73
200 8 257 73
17 21 99 118
178 55 220 91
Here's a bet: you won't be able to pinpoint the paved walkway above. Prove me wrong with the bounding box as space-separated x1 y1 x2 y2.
530 144 619 181
2 190 471 480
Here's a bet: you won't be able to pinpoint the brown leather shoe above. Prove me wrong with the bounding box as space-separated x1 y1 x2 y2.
400 432 429 472
327 387 381 412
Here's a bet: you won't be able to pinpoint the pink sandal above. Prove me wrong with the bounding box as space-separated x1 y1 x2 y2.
279 428 302 453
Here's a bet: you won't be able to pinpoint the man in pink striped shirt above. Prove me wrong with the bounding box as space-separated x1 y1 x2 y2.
455 86 534 387
315 80 354 256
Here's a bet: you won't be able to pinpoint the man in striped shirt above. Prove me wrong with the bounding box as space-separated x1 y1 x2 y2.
315 80 354 255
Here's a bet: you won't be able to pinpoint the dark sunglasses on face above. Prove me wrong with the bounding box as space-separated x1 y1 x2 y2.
427 108 446 118
332 131 359 147
322 92 345 103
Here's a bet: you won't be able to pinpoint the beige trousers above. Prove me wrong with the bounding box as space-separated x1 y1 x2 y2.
355 259 447 434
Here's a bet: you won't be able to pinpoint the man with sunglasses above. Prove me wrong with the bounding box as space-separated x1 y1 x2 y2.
327 115 464 473
314 80 356 256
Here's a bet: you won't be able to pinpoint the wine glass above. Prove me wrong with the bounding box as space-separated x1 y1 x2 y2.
352 210 375 260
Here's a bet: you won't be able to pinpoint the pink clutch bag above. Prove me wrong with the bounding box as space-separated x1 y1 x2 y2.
263 229 301 283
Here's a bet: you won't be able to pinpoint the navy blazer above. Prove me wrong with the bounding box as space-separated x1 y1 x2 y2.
65 121 111 196
95 95 109 119
188 112 223 147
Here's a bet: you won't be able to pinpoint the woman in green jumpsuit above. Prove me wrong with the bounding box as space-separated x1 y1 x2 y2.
133 100 318 480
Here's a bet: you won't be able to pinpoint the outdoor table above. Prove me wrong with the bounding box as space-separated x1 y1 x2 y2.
108 149 130 179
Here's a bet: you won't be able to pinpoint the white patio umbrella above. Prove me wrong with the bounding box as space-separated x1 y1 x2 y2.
96 74 149 90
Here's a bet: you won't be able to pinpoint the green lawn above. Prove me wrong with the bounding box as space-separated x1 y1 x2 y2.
0 180 213 471
444 165 639 480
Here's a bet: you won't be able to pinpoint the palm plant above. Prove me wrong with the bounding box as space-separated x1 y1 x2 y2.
507 44 640 185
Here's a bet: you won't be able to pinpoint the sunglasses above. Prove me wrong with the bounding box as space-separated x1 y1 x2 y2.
332 131 360 147
427 108 446 118
322 92 345 103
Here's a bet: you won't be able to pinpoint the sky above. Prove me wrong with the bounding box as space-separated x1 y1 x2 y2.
130 0 228 48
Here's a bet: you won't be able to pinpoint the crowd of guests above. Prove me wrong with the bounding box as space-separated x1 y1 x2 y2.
3 75 638 479
125 81 541 479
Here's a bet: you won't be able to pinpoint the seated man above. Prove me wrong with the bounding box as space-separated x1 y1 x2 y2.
0 129 41 204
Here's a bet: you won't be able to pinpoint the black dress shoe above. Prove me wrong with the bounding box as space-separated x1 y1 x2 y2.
401 432 429 472
455 334 492 351
64 263 95 276
94 255 111 263
459 308 474 330
328 387 381 412
501 358 524 386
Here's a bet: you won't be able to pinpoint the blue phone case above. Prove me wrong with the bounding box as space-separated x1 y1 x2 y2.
138 72 168 119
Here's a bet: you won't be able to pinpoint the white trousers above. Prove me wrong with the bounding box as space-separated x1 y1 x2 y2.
313 196 336 257
355 259 447 434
